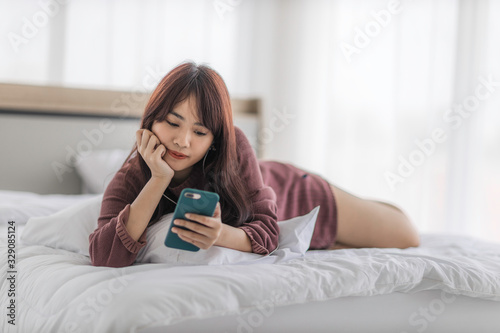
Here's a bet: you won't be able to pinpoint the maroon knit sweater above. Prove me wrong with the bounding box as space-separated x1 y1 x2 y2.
89 126 337 267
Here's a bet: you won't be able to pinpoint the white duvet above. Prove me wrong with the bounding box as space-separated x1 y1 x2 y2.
1 233 500 333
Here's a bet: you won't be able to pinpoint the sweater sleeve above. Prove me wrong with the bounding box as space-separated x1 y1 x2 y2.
88 156 148 267
234 127 280 255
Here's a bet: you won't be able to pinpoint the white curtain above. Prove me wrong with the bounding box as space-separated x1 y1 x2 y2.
1 0 499 242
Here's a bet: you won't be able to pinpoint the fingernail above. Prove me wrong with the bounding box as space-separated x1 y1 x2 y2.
185 213 190 218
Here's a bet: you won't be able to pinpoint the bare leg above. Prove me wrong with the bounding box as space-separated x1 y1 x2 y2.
328 184 420 249
327 241 357 250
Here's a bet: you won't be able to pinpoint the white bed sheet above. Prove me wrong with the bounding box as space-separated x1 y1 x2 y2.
1 227 499 333
143 289 500 333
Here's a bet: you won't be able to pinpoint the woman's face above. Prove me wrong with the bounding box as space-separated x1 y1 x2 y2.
151 95 214 178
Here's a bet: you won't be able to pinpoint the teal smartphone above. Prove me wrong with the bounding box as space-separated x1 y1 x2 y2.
164 188 220 252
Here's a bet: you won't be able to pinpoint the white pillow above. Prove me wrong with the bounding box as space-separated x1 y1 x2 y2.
136 205 320 265
20 194 103 255
20 194 320 265
0 190 96 225
135 213 263 265
75 149 131 194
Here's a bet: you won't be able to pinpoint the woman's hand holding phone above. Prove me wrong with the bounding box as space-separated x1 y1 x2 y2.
171 201 223 250
135 129 175 181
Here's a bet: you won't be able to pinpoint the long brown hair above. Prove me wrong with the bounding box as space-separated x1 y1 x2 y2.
122 61 254 227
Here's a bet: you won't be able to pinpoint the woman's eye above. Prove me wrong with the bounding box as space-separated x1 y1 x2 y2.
167 121 207 136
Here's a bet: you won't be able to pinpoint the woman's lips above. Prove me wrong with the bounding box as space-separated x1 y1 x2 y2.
167 150 187 159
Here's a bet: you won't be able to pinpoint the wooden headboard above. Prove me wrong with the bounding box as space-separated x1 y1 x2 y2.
0 83 262 194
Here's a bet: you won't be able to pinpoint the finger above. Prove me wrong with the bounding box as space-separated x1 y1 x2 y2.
174 227 208 244
183 213 212 227
177 233 207 249
146 135 159 154
174 219 209 234
141 130 151 153
135 130 143 148
213 202 221 218
154 144 166 159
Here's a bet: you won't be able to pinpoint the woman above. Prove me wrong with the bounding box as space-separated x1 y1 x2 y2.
89 61 420 267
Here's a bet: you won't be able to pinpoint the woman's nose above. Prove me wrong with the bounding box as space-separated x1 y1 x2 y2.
173 132 191 147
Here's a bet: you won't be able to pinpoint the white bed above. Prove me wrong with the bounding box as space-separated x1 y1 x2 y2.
1 86 500 332
1 206 500 333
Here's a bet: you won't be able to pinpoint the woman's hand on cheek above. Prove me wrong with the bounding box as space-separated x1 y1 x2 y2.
171 202 223 250
135 129 175 181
